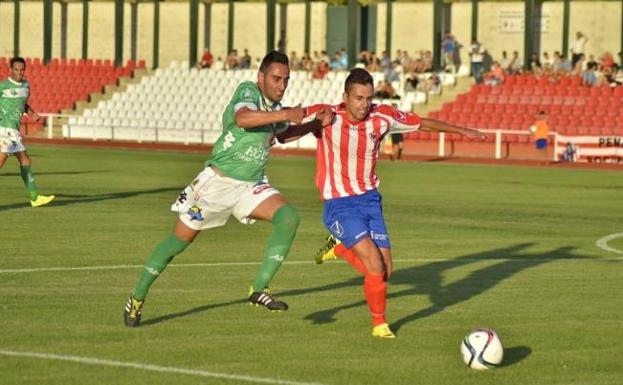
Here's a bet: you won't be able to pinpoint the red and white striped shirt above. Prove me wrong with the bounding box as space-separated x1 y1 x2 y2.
306 103 421 200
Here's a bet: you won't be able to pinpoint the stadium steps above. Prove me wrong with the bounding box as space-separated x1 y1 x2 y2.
413 75 474 119
47 68 151 137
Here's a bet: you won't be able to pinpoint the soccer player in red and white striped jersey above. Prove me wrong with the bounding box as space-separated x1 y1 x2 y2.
308 68 485 338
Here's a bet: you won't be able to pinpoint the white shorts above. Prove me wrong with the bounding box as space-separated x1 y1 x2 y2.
171 167 281 230
0 127 26 154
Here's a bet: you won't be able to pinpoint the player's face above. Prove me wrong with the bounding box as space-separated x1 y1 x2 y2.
258 63 290 103
10 62 26 82
343 83 374 122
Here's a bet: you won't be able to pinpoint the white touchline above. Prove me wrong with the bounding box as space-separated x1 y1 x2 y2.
0 349 329 385
596 232 623 255
0 256 618 275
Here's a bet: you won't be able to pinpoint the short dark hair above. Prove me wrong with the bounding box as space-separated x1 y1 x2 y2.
259 51 289 73
10 57 26 68
344 68 374 93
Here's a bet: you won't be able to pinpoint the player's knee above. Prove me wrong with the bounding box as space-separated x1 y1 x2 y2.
272 204 300 234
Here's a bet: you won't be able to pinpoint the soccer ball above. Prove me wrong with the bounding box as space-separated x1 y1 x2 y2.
529 125 537 133
460 328 504 370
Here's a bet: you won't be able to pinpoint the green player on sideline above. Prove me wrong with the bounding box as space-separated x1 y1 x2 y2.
124 51 333 327
0 57 54 207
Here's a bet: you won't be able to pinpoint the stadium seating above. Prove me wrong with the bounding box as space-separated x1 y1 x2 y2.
0 57 145 114
428 75 623 139
63 62 430 145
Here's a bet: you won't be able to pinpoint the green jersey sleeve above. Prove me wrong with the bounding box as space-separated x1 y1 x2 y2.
232 81 262 112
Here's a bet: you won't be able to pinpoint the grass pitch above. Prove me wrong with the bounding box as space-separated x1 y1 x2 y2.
1 145 621 385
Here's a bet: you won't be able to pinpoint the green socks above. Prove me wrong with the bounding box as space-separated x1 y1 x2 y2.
20 165 38 201
252 204 300 292
133 233 190 300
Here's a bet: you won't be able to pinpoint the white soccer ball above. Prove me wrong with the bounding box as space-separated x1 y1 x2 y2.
529 125 537 133
460 328 504 370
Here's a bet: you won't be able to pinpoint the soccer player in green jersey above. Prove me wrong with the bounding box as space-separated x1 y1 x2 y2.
0 57 54 207
124 51 333 327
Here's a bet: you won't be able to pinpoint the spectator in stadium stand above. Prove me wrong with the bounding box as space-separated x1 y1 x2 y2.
582 61 598 86
442 33 457 72
586 54 598 70
499 51 510 72
380 50 392 71
600 52 616 72
484 61 505 86
530 111 550 163
404 74 419 93
290 51 302 71
198 50 213 69
542 51 554 69
367 51 381 72
469 39 485 83
226 49 240 69
312 59 330 80
572 53 586 75
374 80 397 99
239 49 252 69
529 52 542 72
571 31 588 67
508 50 522 74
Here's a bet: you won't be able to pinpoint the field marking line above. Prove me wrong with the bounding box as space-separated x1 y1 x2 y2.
0 256 619 275
596 232 623 255
0 349 329 385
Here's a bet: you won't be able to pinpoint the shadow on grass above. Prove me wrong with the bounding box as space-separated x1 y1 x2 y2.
0 170 111 177
140 299 248 327
286 243 589 333
141 243 587 331
499 346 532 368
0 187 181 212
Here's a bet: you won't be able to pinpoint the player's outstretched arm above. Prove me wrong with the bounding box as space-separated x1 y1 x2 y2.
276 107 334 143
420 117 487 140
235 107 305 129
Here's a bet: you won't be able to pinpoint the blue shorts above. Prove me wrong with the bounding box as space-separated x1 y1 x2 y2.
323 189 391 249
535 138 548 149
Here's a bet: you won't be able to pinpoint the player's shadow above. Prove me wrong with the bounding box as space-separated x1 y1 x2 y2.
0 170 110 177
290 243 587 333
140 299 248 327
0 186 181 212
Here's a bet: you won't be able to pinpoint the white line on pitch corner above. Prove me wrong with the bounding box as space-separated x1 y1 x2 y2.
0 349 329 385
596 232 623 255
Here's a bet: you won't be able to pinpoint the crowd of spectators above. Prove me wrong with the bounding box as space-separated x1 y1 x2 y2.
476 32 623 88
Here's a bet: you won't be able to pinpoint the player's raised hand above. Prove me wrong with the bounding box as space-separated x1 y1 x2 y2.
285 107 306 125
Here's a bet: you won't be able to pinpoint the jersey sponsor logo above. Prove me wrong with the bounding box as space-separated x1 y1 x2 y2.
330 220 344 237
187 205 205 221
222 131 236 150
2 87 28 98
145 267 160 276
268 254 284 262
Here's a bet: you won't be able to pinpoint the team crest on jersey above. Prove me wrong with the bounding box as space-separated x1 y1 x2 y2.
330 221 344 237
187 205 205 221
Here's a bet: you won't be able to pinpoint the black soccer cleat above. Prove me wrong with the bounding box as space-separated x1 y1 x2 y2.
124 294 145 327
248 287 289 312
